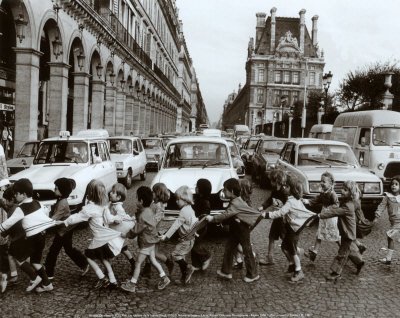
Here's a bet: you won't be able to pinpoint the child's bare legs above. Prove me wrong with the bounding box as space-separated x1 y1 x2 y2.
122 249 136 274
102 259 117 284
8 255 18 282
380 236 394 264
86 257 106 279
312 238 321 253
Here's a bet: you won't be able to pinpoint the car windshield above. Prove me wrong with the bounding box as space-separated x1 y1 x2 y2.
262 140 286 154
18 142 39 158
372 127 400 146
142 139 161 149
34 141 89 164
164 142 231 168
298 144 358 166
109 139 132 154
248 139 258 149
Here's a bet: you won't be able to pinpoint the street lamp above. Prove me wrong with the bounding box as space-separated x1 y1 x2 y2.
322 71 333 123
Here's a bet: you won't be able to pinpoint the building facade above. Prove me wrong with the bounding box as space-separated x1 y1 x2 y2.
222 8 325 135
0 0 207 157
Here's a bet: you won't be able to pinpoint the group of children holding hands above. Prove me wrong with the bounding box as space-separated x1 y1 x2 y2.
0 168 399 293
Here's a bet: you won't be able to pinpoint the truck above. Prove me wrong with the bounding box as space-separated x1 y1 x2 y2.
234 124 250 146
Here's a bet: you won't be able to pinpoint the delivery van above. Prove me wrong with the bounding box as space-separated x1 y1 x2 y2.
309 124 333 140
331 110 400 189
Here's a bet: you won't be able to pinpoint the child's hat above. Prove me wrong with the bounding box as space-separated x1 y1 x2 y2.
0 179 10 188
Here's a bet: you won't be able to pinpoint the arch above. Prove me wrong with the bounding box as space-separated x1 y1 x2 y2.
8 0 36 49
66 31 85 73
88 48 102 80
37 11 65 62
105 61 115 85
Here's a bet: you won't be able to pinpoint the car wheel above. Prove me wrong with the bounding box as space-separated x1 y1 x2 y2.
140 169 146 181
124 171 133 189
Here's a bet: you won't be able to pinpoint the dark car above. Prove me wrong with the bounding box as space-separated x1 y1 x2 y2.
252 137 287 188
240 135 262 174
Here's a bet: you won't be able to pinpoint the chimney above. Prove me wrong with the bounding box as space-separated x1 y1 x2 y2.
299 9 306 53
270 7 277 54
255 12 266 50
312 15 319 46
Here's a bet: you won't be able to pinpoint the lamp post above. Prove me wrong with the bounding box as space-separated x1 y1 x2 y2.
322 71 333 123
381 72 394 110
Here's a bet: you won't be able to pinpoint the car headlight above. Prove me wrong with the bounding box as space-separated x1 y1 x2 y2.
115 162 123 169
308 181 320 193
377 163 385 170
362 182 381 194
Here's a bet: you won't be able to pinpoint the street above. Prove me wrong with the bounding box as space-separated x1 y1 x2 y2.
2 172 400 318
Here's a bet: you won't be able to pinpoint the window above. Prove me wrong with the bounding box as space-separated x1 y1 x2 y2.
275 71 282 83
284 71 290 84
274 90 280 106
257 88 264 103
309 72 316 85
292 72 299 84
292 91 299 104
282 143 295 164
258 69 265 82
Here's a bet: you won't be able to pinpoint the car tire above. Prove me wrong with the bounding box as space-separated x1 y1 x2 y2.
140 169 146 181
124 171 133 189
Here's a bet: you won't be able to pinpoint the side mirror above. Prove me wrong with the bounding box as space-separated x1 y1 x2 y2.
360 137 366 147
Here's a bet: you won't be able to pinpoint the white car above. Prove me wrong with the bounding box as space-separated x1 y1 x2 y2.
151 136 239 217
276 138 383 216
142 137 165 172
9 130 117 211
108 136 147 188
7 141 40 175
224 138 245 178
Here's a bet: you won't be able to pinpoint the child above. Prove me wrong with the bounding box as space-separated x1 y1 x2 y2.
0 179 10 292
262 175 315 283
233 179 253 269
142 183 172 277
191 179 212 271
120 186 170 293
374 175 400 265
305 172 340 261
44 178 89 279
258 168 288 266
206 178 260 283
320 180 365 280
107 183 136 275
61 179 124 289
0 178 53 292
160 185 198 285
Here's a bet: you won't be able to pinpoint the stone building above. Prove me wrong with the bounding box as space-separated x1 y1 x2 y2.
222 8 325 136
0 0 207 157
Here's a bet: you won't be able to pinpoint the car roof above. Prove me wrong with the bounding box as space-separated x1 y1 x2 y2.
260 136 288 141
286 138 349 146
108 136 140 140
167 136 229 145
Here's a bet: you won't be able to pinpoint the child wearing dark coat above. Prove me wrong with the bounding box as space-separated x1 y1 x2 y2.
206 178 260 283
44 178 89 279
191 178 212 271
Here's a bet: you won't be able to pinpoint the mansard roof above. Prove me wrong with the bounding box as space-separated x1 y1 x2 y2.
255 16 318 58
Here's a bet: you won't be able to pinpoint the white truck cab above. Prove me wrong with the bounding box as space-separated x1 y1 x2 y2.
331 110 400 190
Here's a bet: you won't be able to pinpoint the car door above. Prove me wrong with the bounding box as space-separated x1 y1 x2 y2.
130 139 141 177
136 139 147 173
91 141 117 190
276 142 295 173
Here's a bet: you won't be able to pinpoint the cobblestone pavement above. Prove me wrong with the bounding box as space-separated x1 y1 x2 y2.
2 173 400 318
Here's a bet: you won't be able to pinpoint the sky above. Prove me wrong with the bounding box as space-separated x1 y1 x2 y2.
175 0 400 124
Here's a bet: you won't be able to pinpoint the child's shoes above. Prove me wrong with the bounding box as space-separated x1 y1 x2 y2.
158 275 170 290
201 257 211 270
290 270 304 283
8 275 18 285
120 281 136 293
1 276 7 293
379 257 391 265
26 275 42 292
94 277 110 290
36 283 54 293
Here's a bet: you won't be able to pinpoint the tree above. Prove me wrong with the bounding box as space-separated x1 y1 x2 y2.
336 61 400 111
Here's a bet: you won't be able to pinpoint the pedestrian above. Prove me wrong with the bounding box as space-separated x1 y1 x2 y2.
374 175 400 265
191 178 212 271
60 179 124 289
120 186 170 293
44 178 89 280
206 178 260 283
142 182 173 278
233 179 254 269
304 172 340 262
258 168 288 266
160 185 197 285
262 175 316 283
0 178 54 292
320 180 365 280
107 182 136 275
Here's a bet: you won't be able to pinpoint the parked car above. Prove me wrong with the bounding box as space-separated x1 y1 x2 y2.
7 141 40 175
9 130 117 212
150 136 239 218
224 138 245 178
108 136 147 188
275 138 383 217
240 135 262 174
252 137 288 188
308 124 333 140
159 134 177 146
142 137 165 171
